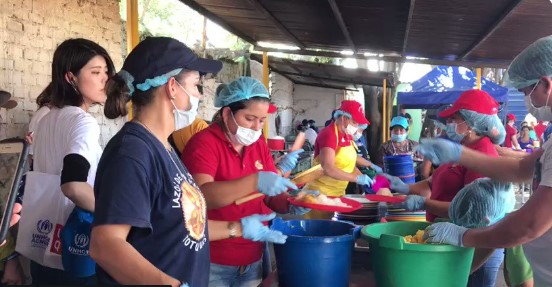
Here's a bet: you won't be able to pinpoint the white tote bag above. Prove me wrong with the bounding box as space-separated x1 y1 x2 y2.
16 171 75 270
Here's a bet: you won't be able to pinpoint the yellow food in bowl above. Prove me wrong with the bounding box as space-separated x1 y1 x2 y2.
403 230 427 244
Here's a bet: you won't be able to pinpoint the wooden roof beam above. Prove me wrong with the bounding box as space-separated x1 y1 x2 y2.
327 0 356 52
294 81 358 91
281 72 383 87
402 0 416 56
459 0 524 59
268 68 357 91
283 62 327 86
252 46 510 68
245 0 305 49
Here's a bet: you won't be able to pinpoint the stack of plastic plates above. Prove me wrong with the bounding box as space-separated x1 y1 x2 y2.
334 194 379 225
386 208 426 222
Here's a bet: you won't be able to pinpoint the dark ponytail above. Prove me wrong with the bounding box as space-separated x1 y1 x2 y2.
104 74 130 119
36 83 52 108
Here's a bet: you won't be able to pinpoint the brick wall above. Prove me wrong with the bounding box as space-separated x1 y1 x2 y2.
0 0 124 146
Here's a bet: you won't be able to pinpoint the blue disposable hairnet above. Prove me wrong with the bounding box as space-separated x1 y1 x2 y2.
506 35 552 89
214 77 269 107
119 68 182 96
358 124 368 129
333 110 352 120
449 178 515 228
459 110 506 145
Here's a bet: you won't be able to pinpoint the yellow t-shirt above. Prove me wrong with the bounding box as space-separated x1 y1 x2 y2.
171 117 209 154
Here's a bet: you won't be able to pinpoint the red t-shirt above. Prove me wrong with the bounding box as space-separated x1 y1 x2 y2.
182 124 290 266
314 122 353 157
427 136 498 222
504 124 517 148
535 123 547 140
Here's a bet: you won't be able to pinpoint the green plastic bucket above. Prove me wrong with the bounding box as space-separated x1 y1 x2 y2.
361 222 474 287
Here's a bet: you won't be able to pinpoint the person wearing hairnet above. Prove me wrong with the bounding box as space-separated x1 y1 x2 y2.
181 77 312 287
449 178 515 277
91 38 290 287
374 116 420 167
384 89 506 287
417 35 552 287
302 100 380 218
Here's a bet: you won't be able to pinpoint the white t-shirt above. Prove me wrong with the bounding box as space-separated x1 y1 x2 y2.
28 106 51 155
305 128 318 146
33 106 102 186
523 138 552 286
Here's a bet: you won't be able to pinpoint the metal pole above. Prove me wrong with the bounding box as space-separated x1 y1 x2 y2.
382 79 387 142
262 51 270 141
388 87 392 141
476 68 482 90
126 0 139 120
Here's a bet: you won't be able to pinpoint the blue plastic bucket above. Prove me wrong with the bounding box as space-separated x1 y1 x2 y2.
271 219 360 287
384 155 415 184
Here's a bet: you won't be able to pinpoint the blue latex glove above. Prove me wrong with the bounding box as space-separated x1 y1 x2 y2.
370 163 383 174
381 174 409 194
258 171 297 196
415 138 463 165
357 174 374 187
423 222 468 247
399 195 426 211
289 190 320 215
241 213 287 244
277 149 304 174
180 283 189 287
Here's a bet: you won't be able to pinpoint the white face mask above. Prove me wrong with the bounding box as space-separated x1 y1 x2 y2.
186 95 200 118
345 124 358 136
171 81 201 131
170 100 194 131
525 94 552 121
226 112 262 146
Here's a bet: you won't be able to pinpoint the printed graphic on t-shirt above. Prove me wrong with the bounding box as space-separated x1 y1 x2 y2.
180 181 207 241
255 160 263 170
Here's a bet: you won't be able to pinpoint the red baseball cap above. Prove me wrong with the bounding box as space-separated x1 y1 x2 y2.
439 89 499 118
337 100 370 125
268 103 277 114
507 113 516 121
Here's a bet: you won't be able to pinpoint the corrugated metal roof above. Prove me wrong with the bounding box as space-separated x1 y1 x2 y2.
250 54 395 90
181 0 552 67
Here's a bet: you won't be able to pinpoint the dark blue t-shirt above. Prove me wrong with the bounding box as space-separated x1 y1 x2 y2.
94 122 209 286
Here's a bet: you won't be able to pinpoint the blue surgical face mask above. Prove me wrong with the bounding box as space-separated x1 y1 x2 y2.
391 133 407 143
446 122 466 143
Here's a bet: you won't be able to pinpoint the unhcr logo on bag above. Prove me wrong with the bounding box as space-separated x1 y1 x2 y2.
31 219 53 248
68 233 89 256
37 220 53 234
74 234 89 248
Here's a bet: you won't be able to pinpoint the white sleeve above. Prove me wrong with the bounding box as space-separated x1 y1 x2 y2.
64 114 101 166
538 143 552 188
28 107 50 132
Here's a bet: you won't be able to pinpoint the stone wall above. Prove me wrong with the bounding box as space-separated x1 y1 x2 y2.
249 60 294 138
197 61 244 122
0 0 124 146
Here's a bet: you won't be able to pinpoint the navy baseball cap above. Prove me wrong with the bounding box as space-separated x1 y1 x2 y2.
121 37 223 94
